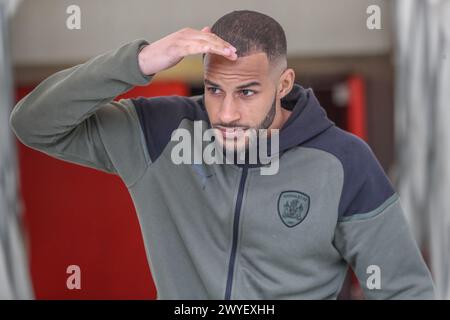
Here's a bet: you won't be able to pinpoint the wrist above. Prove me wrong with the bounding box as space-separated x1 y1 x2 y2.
138 44 152 76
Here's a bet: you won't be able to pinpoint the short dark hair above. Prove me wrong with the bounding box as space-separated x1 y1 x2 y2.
209 10 287 65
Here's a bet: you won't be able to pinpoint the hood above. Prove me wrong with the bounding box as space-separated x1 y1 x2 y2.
278 84 334 152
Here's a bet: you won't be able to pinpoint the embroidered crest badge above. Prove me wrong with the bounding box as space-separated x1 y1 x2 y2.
277 191 310 227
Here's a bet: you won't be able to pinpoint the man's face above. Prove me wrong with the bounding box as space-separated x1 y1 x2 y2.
203 52 281 152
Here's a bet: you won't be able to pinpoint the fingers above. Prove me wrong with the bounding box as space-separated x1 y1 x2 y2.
202 32 235 51
202 44 237 60
179 27 238 60
183 40 235 60
197 30 237 60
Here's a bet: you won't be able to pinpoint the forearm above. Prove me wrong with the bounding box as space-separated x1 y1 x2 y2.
10 39 152 148
334 196 435 299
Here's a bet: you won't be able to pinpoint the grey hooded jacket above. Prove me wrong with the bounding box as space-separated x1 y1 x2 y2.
9 39 435 299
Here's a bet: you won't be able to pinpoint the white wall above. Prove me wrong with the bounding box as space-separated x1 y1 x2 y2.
10 0 392 65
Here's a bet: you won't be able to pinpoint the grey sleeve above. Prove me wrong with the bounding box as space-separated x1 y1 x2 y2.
334 195 436 299
332 138 435 299
9 39 153 187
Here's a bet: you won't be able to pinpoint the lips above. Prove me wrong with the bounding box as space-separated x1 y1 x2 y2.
217 127 248 139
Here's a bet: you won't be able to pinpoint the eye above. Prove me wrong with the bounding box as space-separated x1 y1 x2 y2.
207 87 222 95
241 89 256 97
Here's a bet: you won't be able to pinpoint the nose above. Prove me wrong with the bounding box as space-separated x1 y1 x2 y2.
217 95 240 125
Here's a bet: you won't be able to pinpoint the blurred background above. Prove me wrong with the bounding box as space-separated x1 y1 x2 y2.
0 0 449 299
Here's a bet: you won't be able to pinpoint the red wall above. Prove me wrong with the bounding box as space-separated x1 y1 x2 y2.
15 82 189 299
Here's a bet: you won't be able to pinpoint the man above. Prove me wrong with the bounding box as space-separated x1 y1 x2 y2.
10 10 434 299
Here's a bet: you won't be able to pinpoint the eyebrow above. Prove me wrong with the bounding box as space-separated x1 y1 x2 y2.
204 79 262 89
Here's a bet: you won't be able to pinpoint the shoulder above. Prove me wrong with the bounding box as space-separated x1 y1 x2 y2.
303 126 395 219
131 95 208 123
129 95 209 162
304 126 380 177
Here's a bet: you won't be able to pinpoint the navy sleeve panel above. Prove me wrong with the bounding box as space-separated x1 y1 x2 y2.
303 126 395 220
131 95 209 163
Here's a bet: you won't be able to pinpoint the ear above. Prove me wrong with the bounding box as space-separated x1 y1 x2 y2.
277 68 295 99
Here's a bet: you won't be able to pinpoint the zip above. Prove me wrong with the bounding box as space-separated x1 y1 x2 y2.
224 166 248 300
